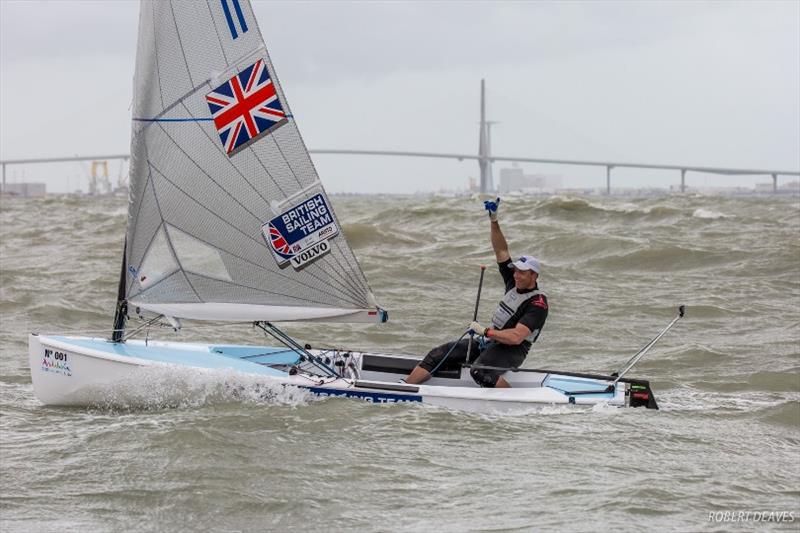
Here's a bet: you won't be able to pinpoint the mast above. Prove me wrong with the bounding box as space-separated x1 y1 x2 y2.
477 80 496 194
478 79 488 194
111 238 127 342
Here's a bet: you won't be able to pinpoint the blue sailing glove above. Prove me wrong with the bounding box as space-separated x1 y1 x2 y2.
483 197 500 221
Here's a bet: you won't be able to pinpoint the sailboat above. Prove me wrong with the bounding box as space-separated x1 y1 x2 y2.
28 0 676 412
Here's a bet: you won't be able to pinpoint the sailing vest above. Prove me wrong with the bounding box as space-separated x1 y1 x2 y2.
490 288 545 344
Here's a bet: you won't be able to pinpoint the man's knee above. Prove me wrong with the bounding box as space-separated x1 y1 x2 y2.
469 367 499 388
419 344 447 372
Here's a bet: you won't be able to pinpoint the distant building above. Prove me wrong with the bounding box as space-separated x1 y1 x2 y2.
498 165 562 193
1 182 46 197
754 182 800 194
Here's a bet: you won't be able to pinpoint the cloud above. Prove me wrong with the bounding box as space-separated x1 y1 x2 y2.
1 0 798 193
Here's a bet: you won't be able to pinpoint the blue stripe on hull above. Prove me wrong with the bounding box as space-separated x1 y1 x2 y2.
304 386 422 404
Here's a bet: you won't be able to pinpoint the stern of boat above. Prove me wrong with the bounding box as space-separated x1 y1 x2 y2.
625 378 659 409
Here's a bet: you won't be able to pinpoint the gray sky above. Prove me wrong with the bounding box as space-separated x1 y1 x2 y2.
1 0 798 193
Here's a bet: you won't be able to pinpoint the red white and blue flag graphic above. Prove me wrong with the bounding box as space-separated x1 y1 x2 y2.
261 194 339 269
205 59 287 156
267 223 293 258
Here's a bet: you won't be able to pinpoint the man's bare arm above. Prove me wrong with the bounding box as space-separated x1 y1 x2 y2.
487 323 531 345
491 220 511 263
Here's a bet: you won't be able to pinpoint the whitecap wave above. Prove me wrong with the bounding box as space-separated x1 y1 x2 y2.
86 365 312 411
692 208 731 219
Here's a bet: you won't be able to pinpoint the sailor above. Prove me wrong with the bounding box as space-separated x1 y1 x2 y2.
404 198 549 388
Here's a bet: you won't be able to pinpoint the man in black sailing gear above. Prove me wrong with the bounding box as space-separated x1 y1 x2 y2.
403 198 548 388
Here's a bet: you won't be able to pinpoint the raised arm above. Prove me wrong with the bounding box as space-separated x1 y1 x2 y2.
484 198 510 263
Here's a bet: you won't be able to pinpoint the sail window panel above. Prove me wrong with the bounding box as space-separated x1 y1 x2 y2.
167 224 233 282
147 160 269 268
131 271 201 305
137 226 179 291
152 1 195 108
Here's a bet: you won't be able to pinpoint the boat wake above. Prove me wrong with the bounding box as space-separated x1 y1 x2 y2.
80 366 314 411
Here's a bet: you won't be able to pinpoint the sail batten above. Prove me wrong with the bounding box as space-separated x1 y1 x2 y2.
124 0 383 324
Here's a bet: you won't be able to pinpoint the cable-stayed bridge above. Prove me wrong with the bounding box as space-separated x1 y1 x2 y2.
2 80 798 194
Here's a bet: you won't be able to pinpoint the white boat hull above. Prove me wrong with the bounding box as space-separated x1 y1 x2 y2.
28 334 657 412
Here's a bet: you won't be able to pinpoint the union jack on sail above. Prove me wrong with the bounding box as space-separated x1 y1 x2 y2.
267 223 293 259
205 59 287 156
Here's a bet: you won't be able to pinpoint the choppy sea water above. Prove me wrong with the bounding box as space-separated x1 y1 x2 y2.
1 193 798 532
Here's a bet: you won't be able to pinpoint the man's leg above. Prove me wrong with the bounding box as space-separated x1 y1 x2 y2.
469 343 525 388
404 365 431 384
404 340 469 384
495 376 511 388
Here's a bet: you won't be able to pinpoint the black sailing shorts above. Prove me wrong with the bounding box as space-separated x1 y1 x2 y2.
419 339 528 388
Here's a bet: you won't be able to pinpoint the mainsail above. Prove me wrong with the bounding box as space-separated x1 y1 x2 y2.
119 0 383 325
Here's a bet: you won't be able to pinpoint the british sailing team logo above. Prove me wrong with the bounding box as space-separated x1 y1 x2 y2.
262 194 339 270
205 58 287 156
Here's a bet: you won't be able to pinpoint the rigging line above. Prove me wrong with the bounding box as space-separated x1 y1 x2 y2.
168 1 195 88
146 164 366 305
179 100 273 207
46 319 253 337
238 348 299 360
203 0 229 65
132 69 229 130
133 117 213 122
123 314 166 342
256 322 338 377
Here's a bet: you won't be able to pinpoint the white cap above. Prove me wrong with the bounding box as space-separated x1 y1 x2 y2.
510 255 541 273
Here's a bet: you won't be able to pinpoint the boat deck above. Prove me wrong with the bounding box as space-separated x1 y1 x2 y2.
47 336 298 377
